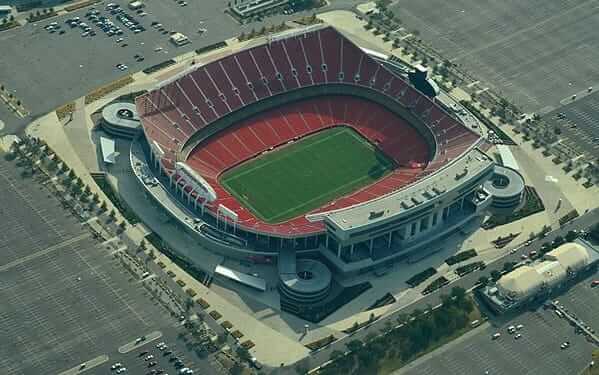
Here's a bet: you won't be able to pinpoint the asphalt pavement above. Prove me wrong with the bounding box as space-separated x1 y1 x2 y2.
0 157 216 375
392 0 599 113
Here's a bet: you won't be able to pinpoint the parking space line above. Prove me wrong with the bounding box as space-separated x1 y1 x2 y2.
0 233 91 272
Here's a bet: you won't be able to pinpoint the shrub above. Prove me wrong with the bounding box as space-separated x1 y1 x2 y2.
56 102 75 120
231 330 244 339
422 276 449 295
240 340 255 350
196 298 210 309
455 261 485 277
85 75 134 104
445 249 477 265
406 267 437 287
305 335 335 351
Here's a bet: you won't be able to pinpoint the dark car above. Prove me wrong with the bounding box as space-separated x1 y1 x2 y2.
169 357 178 363
139 351 149 357
163 350 172 356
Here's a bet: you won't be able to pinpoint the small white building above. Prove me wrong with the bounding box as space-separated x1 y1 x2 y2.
169 32 189 46
128 1 144 10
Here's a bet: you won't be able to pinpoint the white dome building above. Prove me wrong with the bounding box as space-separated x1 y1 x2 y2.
544 243 591 272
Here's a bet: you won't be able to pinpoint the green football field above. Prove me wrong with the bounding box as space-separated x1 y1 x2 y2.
219 127 395 224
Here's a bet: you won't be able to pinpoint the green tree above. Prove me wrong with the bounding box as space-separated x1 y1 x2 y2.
330 350 344 361
185 297 195 312
230 362 243 375
491 270 502 281
450 286 466 303
236 346 251 361
478 276 489 287
346 339 363 352
503 262 515 273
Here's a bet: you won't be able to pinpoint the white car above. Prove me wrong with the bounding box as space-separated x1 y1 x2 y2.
116 37 124 43
144 354 154 361
492 332 501 340
118 64 128 71
514 333 522 339
156 342 166 348
154 46 163 52
111 363 122 370
116 368 127 374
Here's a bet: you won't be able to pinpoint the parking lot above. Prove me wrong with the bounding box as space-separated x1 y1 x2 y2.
0 158 212 375
0 0 235 132
398 270 599 375
393 0 599 112
544 91 599 158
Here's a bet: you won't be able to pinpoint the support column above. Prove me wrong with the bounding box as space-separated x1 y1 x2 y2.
350 244 355 257
326 235 330 248
337 243 341 258
387 232 392 248
369 239 374 257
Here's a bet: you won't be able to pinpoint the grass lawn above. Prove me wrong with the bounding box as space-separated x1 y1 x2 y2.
220 127 394 223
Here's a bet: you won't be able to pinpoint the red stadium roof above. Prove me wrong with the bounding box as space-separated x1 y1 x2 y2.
137 25 480 237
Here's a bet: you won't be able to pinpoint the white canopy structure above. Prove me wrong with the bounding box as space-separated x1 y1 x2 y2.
100 136 118 164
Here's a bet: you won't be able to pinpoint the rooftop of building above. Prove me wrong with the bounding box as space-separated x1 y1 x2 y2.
320 147 493 231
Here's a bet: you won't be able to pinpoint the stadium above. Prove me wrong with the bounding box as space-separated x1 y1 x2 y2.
134 24 506 302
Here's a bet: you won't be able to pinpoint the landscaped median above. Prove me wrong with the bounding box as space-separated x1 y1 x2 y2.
316 288 483 375
406 267 437 287
0 20 18 32
85 75 134 104
56 102 76 121
306 335 337 352
445 249 477 265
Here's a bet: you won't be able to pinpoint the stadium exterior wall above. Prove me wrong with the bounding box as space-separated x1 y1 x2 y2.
134 136 499 277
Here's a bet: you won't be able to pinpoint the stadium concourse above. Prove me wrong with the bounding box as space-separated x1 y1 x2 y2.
133 24 509 289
